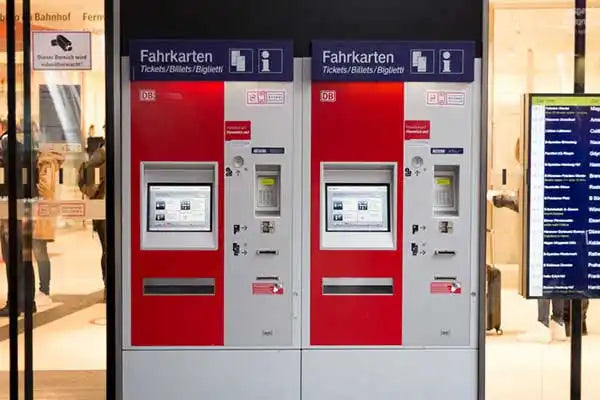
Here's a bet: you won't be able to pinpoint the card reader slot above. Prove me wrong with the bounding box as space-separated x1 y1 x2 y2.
322 277 393 295
434 250 456 256
256 249 279 255
143 278 215 296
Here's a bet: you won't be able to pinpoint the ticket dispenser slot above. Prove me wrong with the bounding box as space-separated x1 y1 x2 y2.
141 162 218 250
433 165 459 217
143 278 216 295
322 277 394 295
255 165 281 217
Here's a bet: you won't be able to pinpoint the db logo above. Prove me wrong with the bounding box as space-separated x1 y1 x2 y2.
139 89 156 102
320 90 336 102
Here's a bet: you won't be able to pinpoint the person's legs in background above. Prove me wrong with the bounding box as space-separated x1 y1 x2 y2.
564 299 590 336
550 298 567 341
551 298 564 324
538 298 550 327
93 220 107 302
1 226 9 310
519 298 567 342
0 223 36 316
32 239 52 306
518 298 552 343
19 221 36 313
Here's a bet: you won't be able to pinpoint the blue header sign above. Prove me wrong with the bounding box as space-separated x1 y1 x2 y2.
130 40 294 81
527 94 600 299
311 40 475 82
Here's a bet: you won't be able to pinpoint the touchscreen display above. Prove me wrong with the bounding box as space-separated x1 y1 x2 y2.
147 184 212 232
326 184 390 232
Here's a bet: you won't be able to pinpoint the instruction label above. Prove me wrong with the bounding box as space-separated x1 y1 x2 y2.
430 281 462 294
405 120 431 140
252 282 284 295
225 121 251 141
426 90 466 106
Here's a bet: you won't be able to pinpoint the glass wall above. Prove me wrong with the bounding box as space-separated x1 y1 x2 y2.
487 1 600 399
0 0 107 398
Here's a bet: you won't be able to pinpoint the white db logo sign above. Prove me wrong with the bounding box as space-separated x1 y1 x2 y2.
320 90 336 102
139 89 156 102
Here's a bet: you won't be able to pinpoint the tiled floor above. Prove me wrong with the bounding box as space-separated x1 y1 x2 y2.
0 225 105 331
486 281 600 400
0 370 105 399
1 249 600 399
0 226 106 398
0 304 106 371
0 224 105 303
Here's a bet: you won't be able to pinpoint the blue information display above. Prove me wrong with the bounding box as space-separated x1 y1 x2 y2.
130 40 293 81
528 94 600 298
311 40 475 82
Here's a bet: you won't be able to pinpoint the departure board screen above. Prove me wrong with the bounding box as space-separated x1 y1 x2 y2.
528 94 600 298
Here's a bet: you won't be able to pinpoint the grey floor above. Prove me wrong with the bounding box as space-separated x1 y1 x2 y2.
0 370 105 399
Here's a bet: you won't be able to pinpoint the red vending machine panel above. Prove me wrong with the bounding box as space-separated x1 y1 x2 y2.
310 82 404 345
130 81 225 346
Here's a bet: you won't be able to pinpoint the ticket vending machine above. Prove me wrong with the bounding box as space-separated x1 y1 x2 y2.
121 40 302 399
302 41 481 399
119 39 482 400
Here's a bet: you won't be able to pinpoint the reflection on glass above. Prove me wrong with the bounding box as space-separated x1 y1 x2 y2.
0 0 107 397
487 5 574 400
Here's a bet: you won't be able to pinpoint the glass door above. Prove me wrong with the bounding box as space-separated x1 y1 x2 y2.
0 0 108 398
0 0 31 398
28 0 107 396
487 1 600 399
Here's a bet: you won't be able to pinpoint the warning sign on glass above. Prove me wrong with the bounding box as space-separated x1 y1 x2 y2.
33 31 92 71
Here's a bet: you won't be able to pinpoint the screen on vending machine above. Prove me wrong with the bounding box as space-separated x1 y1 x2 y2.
147 183 213 232
325 184 390 232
